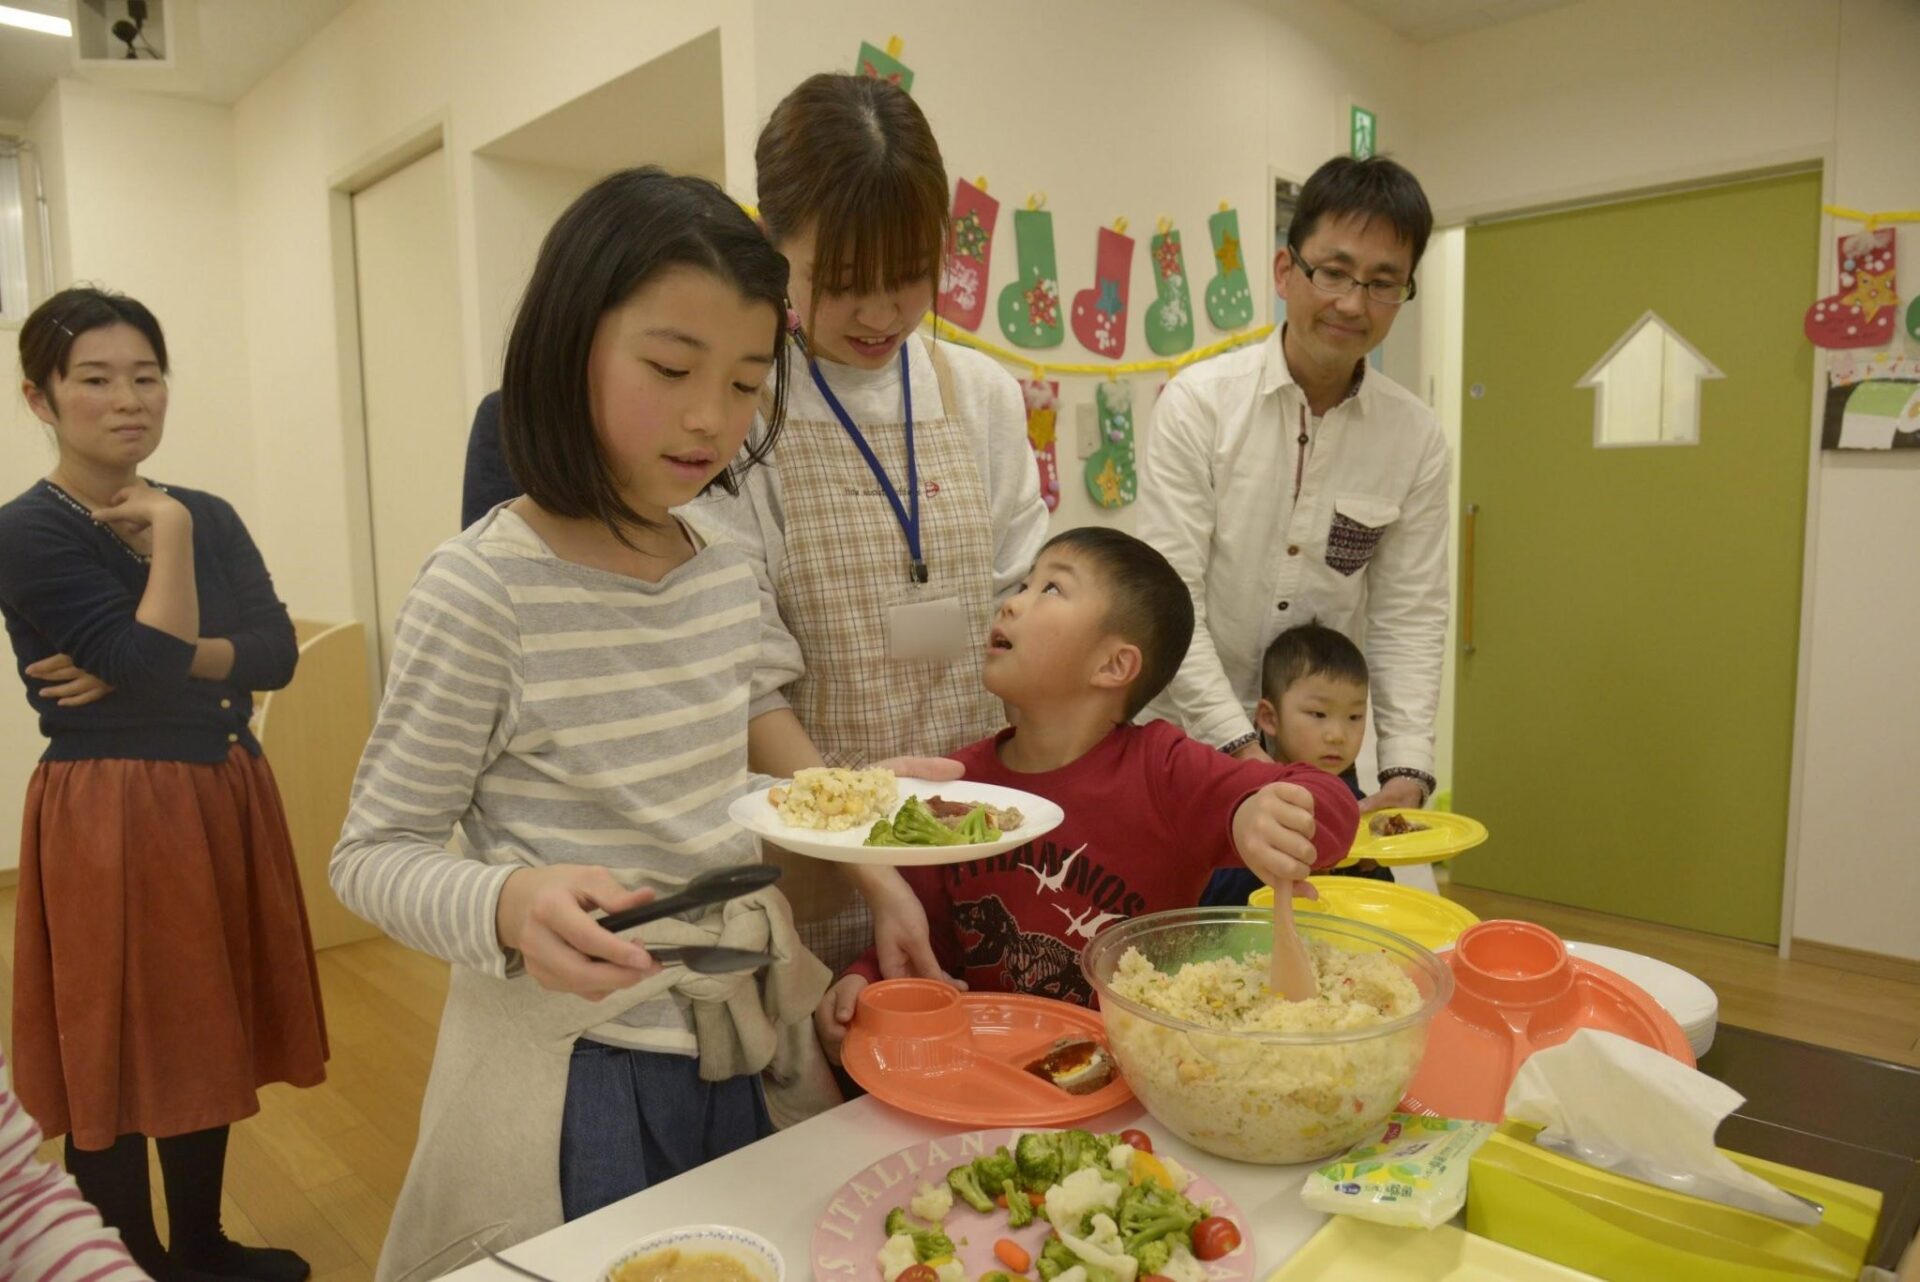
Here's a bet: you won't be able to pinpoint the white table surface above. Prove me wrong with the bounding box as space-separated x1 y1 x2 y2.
443 1095 1332 1282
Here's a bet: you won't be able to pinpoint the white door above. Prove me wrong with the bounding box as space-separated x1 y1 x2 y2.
352 147 466 670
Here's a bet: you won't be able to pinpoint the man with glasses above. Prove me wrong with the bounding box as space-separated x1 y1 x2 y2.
1139 156 1448 884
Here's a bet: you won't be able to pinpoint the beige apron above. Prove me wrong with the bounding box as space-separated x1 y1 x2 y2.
772 339 1004 970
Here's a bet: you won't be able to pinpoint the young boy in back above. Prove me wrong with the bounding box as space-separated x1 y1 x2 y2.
815 529 1359 1055
1199 622 1390 906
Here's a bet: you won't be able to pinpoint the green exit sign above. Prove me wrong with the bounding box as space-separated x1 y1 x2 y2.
1351 105 1377 159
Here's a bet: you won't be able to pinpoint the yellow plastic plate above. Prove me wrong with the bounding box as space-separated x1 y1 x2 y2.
1269 1217 1601 1279
1347 809 1489 866
1249 878 1481 952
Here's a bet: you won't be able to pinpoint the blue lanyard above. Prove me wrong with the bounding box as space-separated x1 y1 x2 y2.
807 344 928 583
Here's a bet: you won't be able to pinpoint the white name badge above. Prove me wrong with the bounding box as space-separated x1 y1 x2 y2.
887 596 970 663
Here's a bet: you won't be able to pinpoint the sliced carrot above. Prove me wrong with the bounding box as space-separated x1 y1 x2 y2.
994 1240 1031 1273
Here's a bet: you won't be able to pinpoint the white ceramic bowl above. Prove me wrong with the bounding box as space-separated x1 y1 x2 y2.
598 1225 784 1282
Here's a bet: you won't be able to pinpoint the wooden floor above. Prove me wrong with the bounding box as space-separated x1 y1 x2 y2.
0 883 1915 1274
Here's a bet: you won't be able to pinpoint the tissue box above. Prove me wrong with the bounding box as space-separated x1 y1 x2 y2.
1467 1122 1881 1281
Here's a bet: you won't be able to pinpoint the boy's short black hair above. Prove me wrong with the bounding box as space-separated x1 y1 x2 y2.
1261 621 1369 703
1040 527 1193 720
1287 155 1434 270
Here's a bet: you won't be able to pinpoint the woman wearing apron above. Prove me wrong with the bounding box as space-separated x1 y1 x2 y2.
700 73 1049 976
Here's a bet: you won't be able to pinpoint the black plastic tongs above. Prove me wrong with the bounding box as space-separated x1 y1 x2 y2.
595 864 783 974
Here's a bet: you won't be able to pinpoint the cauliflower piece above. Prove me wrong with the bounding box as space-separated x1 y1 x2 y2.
876 1233 919 1282
1044 1166 1123 1232
1108 1143 1137 1171
909 1180 953 1225
1159 1244 1207 1282
1057 1213 1139 1282
933 1261 965 1282
1054 1269 1089 1282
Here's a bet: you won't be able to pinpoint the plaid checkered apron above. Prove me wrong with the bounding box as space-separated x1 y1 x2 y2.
772 340 1004 972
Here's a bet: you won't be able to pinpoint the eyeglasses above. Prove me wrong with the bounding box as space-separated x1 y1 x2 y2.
1288 243 1416 306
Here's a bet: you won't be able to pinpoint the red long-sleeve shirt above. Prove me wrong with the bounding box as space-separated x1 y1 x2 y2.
847 720 1358 1004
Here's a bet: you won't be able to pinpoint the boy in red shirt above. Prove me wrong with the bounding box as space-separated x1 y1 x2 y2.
815 528 1359 1057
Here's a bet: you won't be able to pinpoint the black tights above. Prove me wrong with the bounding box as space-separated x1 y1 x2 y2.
64 1127 309 1282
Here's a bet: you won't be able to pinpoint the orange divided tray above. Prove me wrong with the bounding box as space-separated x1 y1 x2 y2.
1402 920 1694 1123
841 979 1133 1126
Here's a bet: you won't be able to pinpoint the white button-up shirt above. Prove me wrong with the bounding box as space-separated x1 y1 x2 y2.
1139 331 1450 777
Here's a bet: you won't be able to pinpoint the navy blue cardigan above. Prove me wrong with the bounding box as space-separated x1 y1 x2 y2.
0 482 297 763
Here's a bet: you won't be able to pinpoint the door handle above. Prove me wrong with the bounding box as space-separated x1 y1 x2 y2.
1462 503 1479 656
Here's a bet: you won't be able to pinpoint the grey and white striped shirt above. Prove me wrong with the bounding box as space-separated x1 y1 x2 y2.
330 508 799 1053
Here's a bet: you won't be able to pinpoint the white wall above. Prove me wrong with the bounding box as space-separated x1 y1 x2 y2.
1409 0 1919 962
749 0 1422 536
0 79 249 871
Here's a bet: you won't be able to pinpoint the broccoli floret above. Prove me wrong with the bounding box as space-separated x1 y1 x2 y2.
1001 1177 1034 1229
1017 1131 1063 1191
883 1207 918 1238
1132 1237 1174 1276
865 797 967 848
910 1227 955 1263
1037 1236 1078 1281
955 805 992 843
1059 1129 1105 1171
947 1162 995 1214
980 1275 1019 1282
1117 1180 1204 1256
975 1144 1017 1188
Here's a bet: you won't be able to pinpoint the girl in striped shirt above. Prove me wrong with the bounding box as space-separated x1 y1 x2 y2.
332 168 920 1277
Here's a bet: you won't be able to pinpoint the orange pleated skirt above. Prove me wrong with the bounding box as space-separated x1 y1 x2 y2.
11 746 329 1149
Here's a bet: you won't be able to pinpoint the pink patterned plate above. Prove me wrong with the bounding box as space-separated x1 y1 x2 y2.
811 1128 1255 1282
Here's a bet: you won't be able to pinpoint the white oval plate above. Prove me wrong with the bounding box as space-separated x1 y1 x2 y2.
599 1224 783 1282
731 777 1064 866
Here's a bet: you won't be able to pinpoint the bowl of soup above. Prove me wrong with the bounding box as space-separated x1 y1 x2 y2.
599 1226 783 1282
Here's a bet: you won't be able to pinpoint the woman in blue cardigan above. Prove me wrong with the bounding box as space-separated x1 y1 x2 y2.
0 287 327 1282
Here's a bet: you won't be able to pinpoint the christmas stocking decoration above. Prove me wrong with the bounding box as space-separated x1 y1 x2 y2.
1205 204 1255 330
1906 292 1920 344
1804 227 1898 349
997 199 1064 349
1084 379 1137 509
938 178 998 332
1144 218 1195 356
855 36 914 93
1072 220 1135 358
1022 378 1062 512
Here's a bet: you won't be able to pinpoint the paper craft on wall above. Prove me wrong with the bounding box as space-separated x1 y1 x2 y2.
1084 379 1137 509
1908 293 1920 343
855 35 914 92
1205 204 1255 330
1803 227 1898 349
938 178 998 332
1021 378 1062 511
1144 218 1195 356
1072 219 1135 358
1823 354 1920 450
997 196 1064 349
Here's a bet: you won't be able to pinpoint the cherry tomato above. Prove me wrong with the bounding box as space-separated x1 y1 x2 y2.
1192 1216 1242 1261
897 1266 937 1282
1119 1128 1154 1153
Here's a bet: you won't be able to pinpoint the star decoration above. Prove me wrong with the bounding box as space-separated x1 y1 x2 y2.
1215 232 1242 275
1025 277 1059 328
954 211 989 262
1095 456 1123 505
1097 278 1123 317
1842 268 1898 322
1027 407 1057 449
1155 236 1183 280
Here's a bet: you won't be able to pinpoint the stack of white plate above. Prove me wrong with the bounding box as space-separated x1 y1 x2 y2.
1564 940 1719 1059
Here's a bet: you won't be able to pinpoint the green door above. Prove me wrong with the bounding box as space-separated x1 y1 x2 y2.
1452 171 1821 943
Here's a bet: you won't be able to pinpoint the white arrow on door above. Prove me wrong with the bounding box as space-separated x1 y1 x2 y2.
1576 309 1724 448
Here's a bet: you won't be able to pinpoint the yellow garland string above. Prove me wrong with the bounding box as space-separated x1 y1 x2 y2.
925 315 1275 381
1822 204 1920 229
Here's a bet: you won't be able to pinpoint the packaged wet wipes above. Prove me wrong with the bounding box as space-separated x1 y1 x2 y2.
1301 1113 1494 1228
